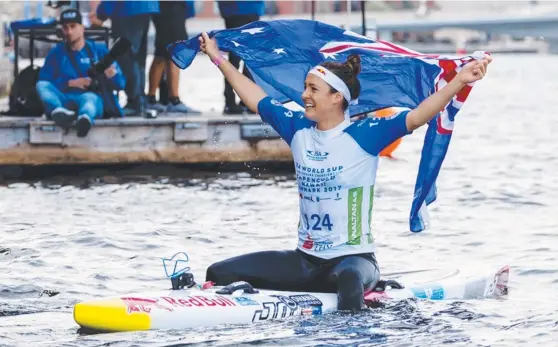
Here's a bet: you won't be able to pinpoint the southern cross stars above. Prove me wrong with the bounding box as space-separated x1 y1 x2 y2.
241 27 264 35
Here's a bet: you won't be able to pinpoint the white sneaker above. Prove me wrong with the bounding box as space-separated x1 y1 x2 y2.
51 107 76 129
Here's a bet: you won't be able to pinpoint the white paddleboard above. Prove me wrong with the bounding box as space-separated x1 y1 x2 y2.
73 265 509 332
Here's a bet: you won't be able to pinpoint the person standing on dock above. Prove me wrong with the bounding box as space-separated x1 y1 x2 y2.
216 0 265 115
90 0 159 118
36 8 125 137
146 0 200 115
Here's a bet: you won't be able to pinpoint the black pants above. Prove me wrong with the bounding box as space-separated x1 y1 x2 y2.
153 1 188 59
222 14 260 107
206 249 380 311
111 14 151 109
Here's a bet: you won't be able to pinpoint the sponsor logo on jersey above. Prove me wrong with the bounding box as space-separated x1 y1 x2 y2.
306 150 329 161
302 235 313 249
347 187 363 245
313 241 333 251
301 236 332 251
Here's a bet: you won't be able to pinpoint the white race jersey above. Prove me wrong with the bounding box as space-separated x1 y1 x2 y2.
258 97 411 259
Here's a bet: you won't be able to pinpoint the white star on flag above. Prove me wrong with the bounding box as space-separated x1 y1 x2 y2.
322 52 337 59
232 41 242 47
273 48 286 54
241 27 264 35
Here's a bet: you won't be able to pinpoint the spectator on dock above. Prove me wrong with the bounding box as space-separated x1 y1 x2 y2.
217 0 264 115
36 9 125 137
90 0 159 118
146 0 200 115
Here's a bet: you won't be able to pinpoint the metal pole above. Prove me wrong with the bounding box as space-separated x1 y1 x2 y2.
311 0 315 21
361 0 366 36
14 30 19 79
346 0 351 30
0 15 4 60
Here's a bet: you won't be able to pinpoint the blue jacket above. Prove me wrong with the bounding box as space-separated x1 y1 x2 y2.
217 1 265 18
96 1 159 20
39 41 126 96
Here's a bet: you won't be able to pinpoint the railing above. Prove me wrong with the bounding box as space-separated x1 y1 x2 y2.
12 26 110 79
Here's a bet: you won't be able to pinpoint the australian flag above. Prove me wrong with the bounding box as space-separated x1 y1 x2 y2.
169 19 486 232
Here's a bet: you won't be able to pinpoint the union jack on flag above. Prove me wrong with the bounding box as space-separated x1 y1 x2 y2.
169 19 487 232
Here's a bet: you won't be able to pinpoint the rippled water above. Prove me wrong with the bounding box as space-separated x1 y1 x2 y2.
2 54 558 346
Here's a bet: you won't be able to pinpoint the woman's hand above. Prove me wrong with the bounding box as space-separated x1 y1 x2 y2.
199 32 221 61
458 55 493 84
198 32 267 113
406 54 493 132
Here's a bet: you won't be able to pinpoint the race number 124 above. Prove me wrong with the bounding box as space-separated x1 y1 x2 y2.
303 213 333 231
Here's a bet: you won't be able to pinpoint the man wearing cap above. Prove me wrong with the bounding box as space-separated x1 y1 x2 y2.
36 9 125 137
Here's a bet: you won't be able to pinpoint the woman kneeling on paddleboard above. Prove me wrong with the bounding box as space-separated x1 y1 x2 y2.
199 32 492 311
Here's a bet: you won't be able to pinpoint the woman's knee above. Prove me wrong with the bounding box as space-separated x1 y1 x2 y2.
336 268 366 311
332 256 380 311
338 267 365 287
205 259 230 284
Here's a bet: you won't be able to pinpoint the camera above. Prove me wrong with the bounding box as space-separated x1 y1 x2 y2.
88 36 131 78
87 37 131 92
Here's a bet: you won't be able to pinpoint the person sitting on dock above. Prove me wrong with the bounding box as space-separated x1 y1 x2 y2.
36 9 125 137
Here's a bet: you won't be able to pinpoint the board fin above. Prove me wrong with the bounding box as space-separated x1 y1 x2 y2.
491 265 509 297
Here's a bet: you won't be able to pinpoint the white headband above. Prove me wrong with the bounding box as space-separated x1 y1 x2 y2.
308 65 352 103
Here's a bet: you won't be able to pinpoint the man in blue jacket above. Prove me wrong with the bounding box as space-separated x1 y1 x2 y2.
36 9 125 137
217 0 264 115
146 0 200 115
91 1 159 117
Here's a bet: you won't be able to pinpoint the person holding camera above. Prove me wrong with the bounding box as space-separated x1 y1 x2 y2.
36 9 125 137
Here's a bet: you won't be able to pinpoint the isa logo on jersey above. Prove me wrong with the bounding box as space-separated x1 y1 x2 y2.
306 150 329 161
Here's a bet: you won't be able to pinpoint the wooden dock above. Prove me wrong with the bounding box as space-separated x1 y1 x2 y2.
0 113 292 166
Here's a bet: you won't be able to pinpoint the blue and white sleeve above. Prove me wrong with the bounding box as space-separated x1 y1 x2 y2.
257 96 311 145
346 111 412 156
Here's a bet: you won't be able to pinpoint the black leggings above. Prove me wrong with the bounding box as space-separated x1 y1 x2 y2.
206 249 380 311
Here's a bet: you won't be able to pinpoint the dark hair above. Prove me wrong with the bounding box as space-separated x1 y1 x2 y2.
321 54 361 110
